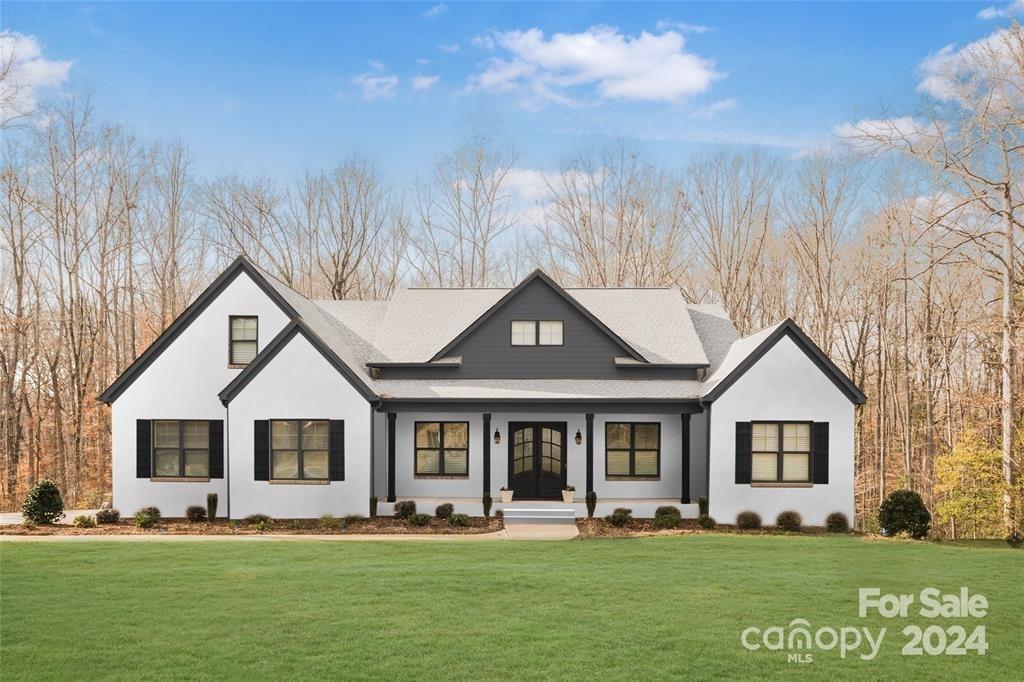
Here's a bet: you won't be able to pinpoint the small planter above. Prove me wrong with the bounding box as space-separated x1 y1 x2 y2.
562 490 575 504
500 489 514 503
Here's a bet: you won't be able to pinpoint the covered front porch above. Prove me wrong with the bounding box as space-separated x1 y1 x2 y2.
372 400 709 519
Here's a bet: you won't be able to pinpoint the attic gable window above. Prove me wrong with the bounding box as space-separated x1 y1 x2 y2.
230 316 258 365
511 320 563 346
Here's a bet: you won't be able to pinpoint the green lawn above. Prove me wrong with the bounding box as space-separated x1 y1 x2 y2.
1 535 1020 680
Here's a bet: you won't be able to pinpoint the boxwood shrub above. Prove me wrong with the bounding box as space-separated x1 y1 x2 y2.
653 506 682 529
394 500 417 519
736 511 762 530
72 515 96 528
186 506 207 522
135 510 158 528
825 511 850 533
435 503 454 519
407 513 431 527
95 508 120 524
606 507 633 527
776 510 802 532
449 513 470 527
697 514 716 530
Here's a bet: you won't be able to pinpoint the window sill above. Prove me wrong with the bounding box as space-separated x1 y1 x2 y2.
150 477 210 483
228 363 251 369
414 475 470 480
269 479 329 485
750 482 813 488
605 476 660 482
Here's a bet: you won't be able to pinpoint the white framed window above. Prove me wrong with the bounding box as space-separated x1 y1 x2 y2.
230 316 258 365
538 320 563 345
752 422 810 483
511 320 537 346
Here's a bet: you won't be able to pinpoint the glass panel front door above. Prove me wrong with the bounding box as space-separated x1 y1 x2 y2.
509 422 566 499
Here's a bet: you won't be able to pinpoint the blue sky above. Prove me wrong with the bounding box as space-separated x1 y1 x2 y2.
2 1 1016 182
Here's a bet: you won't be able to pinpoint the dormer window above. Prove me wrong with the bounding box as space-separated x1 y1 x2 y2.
229 316 258 366
511 320 563 346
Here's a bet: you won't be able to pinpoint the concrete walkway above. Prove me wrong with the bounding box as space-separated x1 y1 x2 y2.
1 524 579 542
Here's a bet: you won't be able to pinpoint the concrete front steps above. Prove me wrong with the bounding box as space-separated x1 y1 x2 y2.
501 507 576 525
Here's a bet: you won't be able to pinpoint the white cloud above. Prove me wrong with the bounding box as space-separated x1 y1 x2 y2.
0 31 72 125
831 116 941 153
412 74 440 91
439 43 461 53
417 57 432 66
468 25 721 106
977 1 1024 19
353 72 399 101
655 19 712 34
423 3 447 19
916 29 1020 104
690 97 737 119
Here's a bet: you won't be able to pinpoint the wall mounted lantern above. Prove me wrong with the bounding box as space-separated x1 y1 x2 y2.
493 428 501 445
574 429 583 445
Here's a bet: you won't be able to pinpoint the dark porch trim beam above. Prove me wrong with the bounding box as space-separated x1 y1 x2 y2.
585 413 594 493
386 412 396 503
681 413 691 504
483 413 491 497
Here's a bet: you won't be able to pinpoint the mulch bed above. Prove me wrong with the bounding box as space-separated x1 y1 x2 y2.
575 518 829 539
1 516 503 536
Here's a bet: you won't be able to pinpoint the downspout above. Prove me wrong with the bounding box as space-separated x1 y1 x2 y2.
701 400 712 504
225 402 231 520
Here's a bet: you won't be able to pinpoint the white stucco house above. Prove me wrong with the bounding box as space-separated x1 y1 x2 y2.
100 256 866 523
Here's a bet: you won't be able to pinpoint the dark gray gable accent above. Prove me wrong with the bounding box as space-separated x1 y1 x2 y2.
703 319 867 405
429 269 645 362
218 320 376 404
99 257 298 404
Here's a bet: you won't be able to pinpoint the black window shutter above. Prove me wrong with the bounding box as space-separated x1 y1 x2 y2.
254 420 270 481
209 420 224 479
136 419 152 478
812 422 829 484
735 422 752 484
329 420 345 481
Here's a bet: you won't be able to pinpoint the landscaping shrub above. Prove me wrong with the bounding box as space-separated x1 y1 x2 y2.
245 514 272 533
697 496 709 517
736 511 762 530
1007 530 1023 549
482 494 492 518
370 496 378 518
139 506 161 521
342 514 365 529
321 514 337 526
22 480 64 525
95 508 120 524
72 515 96 528
697 514 716 530
878 490 931 538
186 506 207 522
607 507 633 527
135 510 158 528
407 513 431 527
585 491 597 519
653 506 682 529
826 512 850 533
206 493 218 521
450 513 470 527
394 500 417 519
776 510 802 532
435 503 454 520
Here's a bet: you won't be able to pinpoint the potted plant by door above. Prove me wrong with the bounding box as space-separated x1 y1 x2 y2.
500 487 514 503
562 486 575 504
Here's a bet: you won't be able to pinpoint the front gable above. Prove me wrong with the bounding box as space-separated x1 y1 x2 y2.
100 257 297 405
426 271 646 379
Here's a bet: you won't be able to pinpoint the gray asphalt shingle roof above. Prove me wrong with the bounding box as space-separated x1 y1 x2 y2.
249 262 767 401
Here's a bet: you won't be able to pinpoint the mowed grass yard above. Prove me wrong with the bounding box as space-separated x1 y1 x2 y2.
1 535 1020 680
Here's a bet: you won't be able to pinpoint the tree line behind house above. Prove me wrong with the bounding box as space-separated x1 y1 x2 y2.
1 27 1021 537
